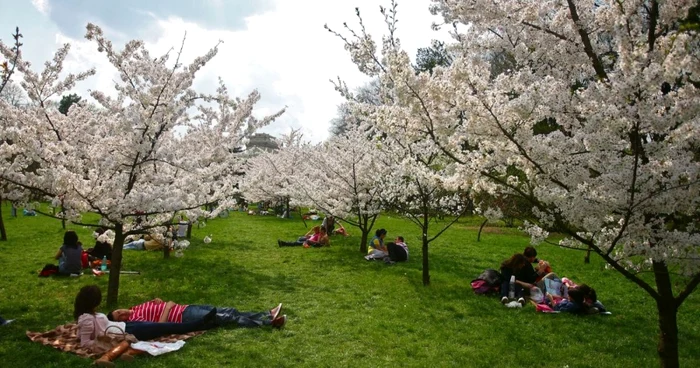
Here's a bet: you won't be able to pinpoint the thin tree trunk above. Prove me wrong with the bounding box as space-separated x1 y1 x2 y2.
60 204 66 229
0 196 7 241
186 222 192 239
422 212 430 286
298 207 307 228
653 261 680 368
360 230 369 254
106 224 125 307
584 245 592 264
477 218 488 242
284 197 290 219
421 229 430 286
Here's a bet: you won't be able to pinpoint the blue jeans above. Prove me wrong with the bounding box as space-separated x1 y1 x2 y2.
124 318 211 340
182 305 271 328
279 237 307 247
123 239 145 250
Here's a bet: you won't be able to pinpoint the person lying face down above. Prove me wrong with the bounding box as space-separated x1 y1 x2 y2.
108 298 286 328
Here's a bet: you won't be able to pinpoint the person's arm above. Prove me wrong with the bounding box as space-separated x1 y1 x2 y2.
54 248 63 260
159 301 176 323
516 280 536 289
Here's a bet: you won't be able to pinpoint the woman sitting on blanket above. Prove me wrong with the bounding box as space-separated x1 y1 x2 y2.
74 285 215 367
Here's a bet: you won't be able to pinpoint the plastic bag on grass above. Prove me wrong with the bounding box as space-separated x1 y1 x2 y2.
131 340 185 356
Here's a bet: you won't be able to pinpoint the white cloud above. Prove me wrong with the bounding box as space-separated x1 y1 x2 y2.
46 0 450 143
31 0 50 15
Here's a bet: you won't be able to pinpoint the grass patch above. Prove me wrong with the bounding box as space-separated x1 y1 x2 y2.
0 204 698 367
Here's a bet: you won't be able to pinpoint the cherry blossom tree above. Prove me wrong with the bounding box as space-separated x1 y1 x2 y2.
240 129 308 219
378 134 471 285
332 1 699 367
0 24 284 305
295 126 387 252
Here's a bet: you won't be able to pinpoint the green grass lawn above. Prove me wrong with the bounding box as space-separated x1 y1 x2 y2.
0 203 698 368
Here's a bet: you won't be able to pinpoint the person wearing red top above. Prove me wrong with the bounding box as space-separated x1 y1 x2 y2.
107 298 286 328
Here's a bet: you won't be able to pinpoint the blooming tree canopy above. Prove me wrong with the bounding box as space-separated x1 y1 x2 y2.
0 24 284 305
293 126 388 252
332 1 699 366
378 133 471 285
240 129 308 217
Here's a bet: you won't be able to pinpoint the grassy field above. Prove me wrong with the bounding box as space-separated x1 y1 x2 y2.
0 203 698 368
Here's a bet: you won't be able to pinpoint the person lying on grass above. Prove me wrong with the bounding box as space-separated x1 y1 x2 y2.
74 285 216 366
107 298 286 328
278 226 320 247
279 227 330 248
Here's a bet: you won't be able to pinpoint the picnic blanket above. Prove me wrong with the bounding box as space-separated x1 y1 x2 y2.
26 323 205 358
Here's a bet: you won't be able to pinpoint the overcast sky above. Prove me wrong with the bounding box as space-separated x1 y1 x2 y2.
1 0 449 143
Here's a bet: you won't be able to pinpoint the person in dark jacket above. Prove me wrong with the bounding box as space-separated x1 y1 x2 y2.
515 246 540 285
55 231 83 275
499 253 536 305
87 227 112 261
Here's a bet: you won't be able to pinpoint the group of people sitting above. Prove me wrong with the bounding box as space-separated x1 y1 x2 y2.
46 230 113 276
364 229 408 264
497 247 607 314
74 285 286 366
277 215 349 248
46 225 185 277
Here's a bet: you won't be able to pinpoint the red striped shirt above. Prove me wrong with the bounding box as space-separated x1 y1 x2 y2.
127 300 188 323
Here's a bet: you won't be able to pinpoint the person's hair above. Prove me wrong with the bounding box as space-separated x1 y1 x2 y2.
577 284 597 303
64 231 79 248
106 310 116 321
523 246 537 258
567 288 585 305
95 227 106 235
501 253 529 270
376 229 387 237
320 227 327 233
312 226 320 232
397 236 404 242
73 285 102 320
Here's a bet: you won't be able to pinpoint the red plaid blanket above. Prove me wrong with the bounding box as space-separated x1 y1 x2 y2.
26 323 205 358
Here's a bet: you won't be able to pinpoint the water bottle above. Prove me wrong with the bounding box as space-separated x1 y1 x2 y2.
508 275 516 299
101 256 107 271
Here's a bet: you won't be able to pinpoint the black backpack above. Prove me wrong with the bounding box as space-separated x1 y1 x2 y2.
470 268 503 295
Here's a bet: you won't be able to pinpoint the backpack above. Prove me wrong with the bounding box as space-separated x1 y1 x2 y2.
470 268 502 295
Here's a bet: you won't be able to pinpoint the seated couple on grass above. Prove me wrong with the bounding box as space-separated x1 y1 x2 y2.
364 229 408 263
278 226 330 248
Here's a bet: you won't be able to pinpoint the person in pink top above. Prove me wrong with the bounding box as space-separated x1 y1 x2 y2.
74 285 215 366
278 226 320 247
107 298 286 328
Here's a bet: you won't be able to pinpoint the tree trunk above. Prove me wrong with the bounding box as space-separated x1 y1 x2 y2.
0 196 7 241
653 261 680 368
584 245 592 264
186 222 192 239
477 218 488 242
284 197 290 219
421 228 430 286
60 204 66 229
359 229 369 254
106 224 125 307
